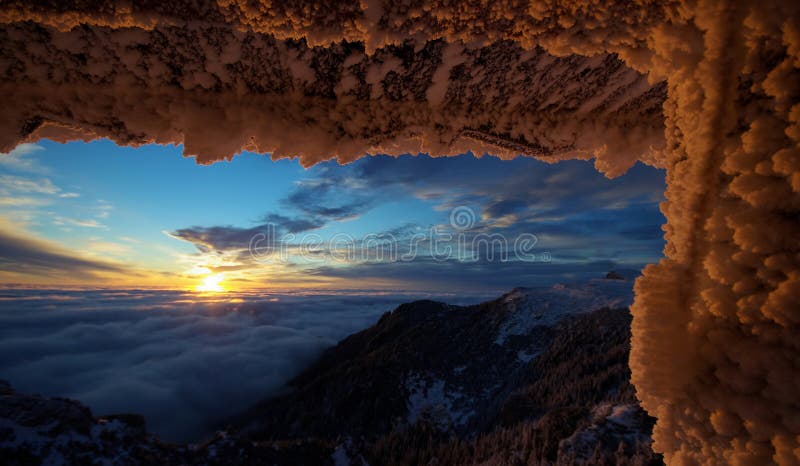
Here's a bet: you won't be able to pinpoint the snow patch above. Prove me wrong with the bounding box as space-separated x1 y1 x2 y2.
331 444 350 466
495 280 633 345
405 373 474 429
516 349 539 363
560 403 650 462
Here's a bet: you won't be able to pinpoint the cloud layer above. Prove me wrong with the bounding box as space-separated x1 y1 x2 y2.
0 289 491 442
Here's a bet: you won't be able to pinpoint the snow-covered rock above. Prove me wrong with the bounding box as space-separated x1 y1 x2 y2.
405 373 474 429
495 279 634 345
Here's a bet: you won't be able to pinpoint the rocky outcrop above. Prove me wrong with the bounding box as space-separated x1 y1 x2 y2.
0 380 175 465
0 380 334 465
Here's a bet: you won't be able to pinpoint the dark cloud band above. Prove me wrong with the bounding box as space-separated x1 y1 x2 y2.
0 228 128 279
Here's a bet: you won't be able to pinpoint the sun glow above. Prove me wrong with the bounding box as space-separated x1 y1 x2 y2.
195 274 225 292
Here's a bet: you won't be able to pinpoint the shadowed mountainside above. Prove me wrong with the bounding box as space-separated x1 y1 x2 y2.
233 281 662 465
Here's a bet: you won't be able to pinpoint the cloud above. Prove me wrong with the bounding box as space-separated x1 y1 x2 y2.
168 168 379 258
0 223 127 280
261 214 322 234
52 216 105 229
0 173 78 210
168 224 268 253
326 155 667 224
0 290 491 442
482 198 529 221
83 240 132 258
93 200 113 219
167 172 376 262
281 171 375 221
0 143 46 173
0 197 48 207
0 175 59 195
168 213 325 254
307 256 636 291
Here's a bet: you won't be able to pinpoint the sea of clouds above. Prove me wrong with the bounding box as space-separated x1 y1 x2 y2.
0 289 493 442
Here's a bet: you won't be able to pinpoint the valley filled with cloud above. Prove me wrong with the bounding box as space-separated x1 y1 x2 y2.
0 289 491 441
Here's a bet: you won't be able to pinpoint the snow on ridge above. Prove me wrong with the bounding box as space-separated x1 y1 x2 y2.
405 373 474 430
606 404 641 429
560 403 650 462
331 445 351 466
516 349 540 363
495 279 634 345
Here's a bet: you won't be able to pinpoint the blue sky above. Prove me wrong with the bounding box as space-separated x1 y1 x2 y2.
0 140 666 291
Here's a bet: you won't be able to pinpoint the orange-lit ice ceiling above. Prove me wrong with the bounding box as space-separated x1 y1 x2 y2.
1 0 798 463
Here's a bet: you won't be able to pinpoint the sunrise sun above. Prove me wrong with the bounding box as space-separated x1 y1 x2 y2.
195 274 225 293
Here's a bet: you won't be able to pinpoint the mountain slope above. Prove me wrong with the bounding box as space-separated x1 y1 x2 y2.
236 280 633 438
230 279 661 465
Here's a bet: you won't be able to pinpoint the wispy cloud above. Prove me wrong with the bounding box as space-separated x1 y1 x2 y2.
0 173 79 210
83 240 133 258
53 216 105 229
0 143 46 173
0 174 60 195
0 220 127 279
0 197 49 207
94 200 113 219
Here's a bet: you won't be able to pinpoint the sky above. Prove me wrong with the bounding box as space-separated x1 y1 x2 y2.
0 140 666 293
